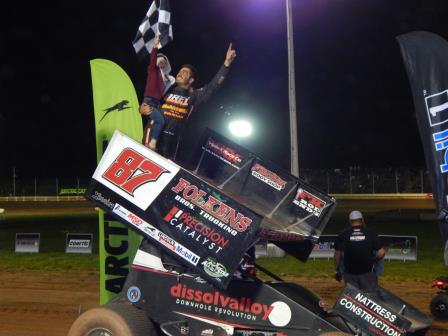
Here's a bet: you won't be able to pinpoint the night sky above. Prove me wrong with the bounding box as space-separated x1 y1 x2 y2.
2 0 448 179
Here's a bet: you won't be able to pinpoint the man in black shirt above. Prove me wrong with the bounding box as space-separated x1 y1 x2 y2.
334 210 385 292
140 43 237 160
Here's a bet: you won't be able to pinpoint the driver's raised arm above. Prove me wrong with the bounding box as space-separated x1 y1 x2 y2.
193 43 237 105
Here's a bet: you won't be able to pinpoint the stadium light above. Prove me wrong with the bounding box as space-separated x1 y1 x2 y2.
0 208 4 214
228 120 253 138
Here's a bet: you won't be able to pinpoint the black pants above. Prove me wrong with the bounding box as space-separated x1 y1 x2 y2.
158 131 179 160
343 272 378 293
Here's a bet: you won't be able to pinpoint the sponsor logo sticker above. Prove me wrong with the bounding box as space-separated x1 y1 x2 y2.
163 206 230 254
250 163 287 191
204 138 244 168
127 286 141 303
293 188 326 217
201 257 229 278
112 203 200 265
157 231 176 251
334 284 411 336
91 191 115 209
171 178 253 233
268 301 292 327
425 89 448 127
170 283 275 321
93 132 179 210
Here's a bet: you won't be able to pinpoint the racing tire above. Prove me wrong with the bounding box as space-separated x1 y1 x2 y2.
67 303 156 336
430 293 448 320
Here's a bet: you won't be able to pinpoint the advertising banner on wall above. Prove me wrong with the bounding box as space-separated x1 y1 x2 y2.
15 233 40 253
65 233 93 254
380 235 417 261
308 235 417 261
309 235 337 259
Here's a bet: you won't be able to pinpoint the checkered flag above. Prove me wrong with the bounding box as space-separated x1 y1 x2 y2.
132 0 173 60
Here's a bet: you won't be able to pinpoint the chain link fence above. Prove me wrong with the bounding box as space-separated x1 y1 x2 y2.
300 168 431 194
0 168 432 196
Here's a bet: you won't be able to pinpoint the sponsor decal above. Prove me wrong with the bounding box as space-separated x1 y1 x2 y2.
68 239 90 248
91 191 115 209
127 286 141 303
175 245 200 265
112 203 200 265
432 129 448 173
293 188 326 217
268 301 292 327
163 206 229 254
427 92 448 173
101 100 131 123
259 229 304 242
204 138 244 168
170 283 274 322
103 219 130 294
102 147 169 196
201 257 229 278
334 285 411 336
250 163 287 191
126 212 144 226
113 204 153 235
425 89 448 127
171 178 253 233
93 132 180 210
158 231 176 251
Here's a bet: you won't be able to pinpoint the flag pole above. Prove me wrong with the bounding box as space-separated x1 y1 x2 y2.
286 0 299 177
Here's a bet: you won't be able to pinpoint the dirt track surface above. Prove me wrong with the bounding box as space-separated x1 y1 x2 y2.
0 270 447 336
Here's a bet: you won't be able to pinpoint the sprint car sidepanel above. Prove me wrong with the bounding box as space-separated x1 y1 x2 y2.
125 265 343 335
333 283 432 336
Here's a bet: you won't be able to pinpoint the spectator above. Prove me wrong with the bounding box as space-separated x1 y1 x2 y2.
333 210 385 292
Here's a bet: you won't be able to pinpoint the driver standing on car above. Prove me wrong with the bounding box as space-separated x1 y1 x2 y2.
333 210 385 292
137 43 237 273
139 43 237 160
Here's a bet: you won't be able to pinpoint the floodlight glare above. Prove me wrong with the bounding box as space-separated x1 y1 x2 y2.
228 120 252 138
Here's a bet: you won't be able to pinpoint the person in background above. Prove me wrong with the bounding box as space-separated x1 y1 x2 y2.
334 210 385 292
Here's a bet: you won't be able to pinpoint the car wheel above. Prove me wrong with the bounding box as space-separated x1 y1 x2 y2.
430 293 448 320
68 303 156 336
